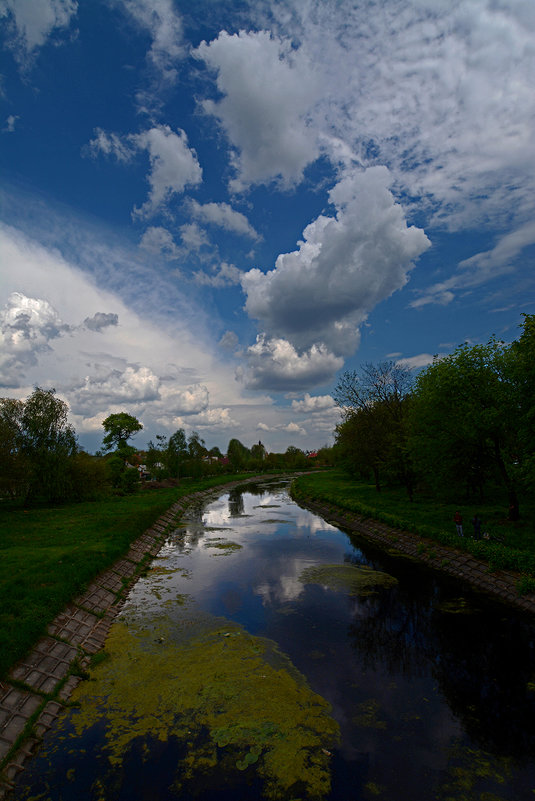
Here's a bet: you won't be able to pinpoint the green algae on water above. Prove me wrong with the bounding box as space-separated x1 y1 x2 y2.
69 612 340 800
203 539 243 554
300 563 397 597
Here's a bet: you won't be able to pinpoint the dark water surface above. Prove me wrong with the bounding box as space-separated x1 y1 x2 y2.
14 479 535 800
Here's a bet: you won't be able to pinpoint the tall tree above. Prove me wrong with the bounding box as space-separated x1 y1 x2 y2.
20 388 77 502
334 362 415 498
167 428 188 477
102 412 143 454
409 338 520 518
227 438 250 471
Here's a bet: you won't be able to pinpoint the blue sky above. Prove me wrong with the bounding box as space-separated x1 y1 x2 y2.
1 0 534 454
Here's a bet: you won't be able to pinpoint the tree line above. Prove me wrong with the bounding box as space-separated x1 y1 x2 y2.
0 395 323 505
333 314 535 520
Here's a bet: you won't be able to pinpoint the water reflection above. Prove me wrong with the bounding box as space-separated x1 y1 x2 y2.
13 479 535 801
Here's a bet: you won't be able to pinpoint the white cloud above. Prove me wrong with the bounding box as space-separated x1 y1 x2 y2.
170 406 240 431
119 0 183 80
411 220 535 308
195 29 320 191
88 128 135 163
133 126 202 218
161 383 209 416
179 222 209 252
139 226 181 260
188 199 259 240
0 292 71 386
395 353 437 370
241 335 343 392
242 166 430 356
3 115 19 133
261 0 535 230
194 262 242 288
89 125 202 218
291 393 336 413
69 364 161 415
0 0 77 60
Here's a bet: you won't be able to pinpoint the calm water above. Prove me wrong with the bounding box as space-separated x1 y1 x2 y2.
14 479 535 800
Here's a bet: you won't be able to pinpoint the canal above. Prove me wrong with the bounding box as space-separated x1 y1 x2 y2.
14 478 535 800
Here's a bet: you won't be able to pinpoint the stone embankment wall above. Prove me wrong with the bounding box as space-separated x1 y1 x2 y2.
292 490 535 616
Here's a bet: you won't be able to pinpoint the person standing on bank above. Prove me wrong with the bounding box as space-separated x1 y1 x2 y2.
472 514 482 539
454 510 463 536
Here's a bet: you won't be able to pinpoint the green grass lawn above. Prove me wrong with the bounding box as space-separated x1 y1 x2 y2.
292 471 535 582
0 473 258 680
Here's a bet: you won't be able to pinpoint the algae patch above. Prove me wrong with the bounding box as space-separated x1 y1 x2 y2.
203 538 243 554
300 563 397 597
70 613 339 799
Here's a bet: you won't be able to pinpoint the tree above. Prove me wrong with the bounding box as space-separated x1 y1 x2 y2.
227 438 250 471
101 413 143 454
167 428 188 477
0 398 28 499
20 388 77 502
334 362 415 499
409 338 521 518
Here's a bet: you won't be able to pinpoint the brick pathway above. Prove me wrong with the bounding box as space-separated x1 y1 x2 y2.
0 475 286 798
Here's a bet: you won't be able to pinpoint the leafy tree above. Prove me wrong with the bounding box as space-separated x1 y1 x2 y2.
409 338 521 518
284 446 307 470
187 431 206 460
20 388 78 502
0 398 28 499
102 412 143 454
167 428 188 477
334 362 415 499
227 438 250 471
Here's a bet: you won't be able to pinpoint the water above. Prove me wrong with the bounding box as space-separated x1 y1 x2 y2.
14 479 535 800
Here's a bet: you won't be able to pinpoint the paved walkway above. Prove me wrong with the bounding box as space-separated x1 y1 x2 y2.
296 494 535 615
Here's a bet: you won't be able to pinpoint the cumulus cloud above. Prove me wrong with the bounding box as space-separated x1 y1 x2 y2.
188 200 259 240
195 30 320 190
68 364 161 415
241 335 343 392
83 312 119 332
170 406 240 431
179 222 209 252
0 0 77 62
0 292 71 386
162 383 209 416
291 393 336 413
88 125 202 218
242 166 430 356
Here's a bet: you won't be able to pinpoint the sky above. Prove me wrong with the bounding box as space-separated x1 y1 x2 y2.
1 0 534 454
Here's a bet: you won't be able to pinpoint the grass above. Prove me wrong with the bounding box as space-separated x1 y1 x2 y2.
292 471 535 582
0 472 261 680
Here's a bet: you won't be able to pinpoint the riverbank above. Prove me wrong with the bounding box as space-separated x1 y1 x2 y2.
291 476 535 616
0 473 298 797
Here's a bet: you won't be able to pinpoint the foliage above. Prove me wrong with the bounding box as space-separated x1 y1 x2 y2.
102 412 143 453
334 361 415 499
0 388 80 503
409 337 520 517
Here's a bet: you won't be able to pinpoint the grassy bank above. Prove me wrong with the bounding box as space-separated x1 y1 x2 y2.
292 471 535 586
0 473 261 680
